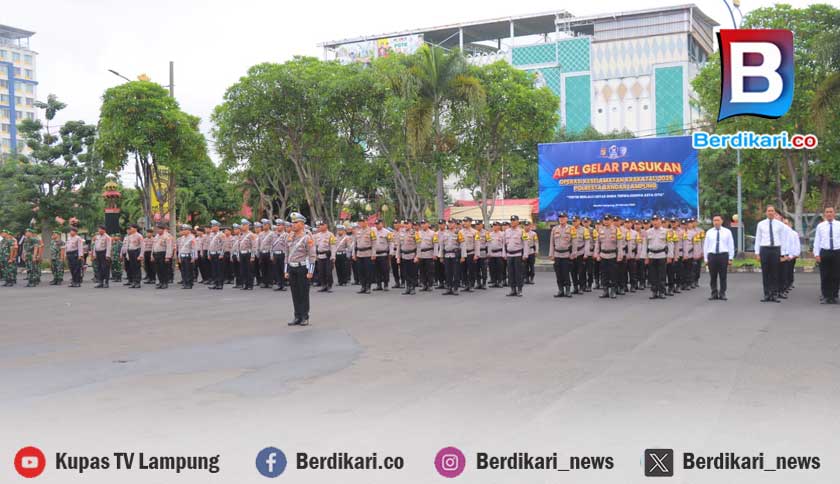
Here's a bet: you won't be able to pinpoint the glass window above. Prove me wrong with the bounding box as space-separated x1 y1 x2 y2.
14 67 21 76
0 81 6 90
0 50 6 59
12 52 20 62
15 96 22 105
24 69 32 79
0 94 8 103
1 123 8 132
24 54 33 64
25 97 33 105
26 112 35 120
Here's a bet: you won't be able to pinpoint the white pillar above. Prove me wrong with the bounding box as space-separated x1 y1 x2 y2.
459 27 464 51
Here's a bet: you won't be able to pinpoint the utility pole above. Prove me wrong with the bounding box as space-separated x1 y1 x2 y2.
722 0 744 255
167 61 177 235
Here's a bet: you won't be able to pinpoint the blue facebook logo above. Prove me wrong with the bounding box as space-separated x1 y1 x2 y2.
256 447 287 478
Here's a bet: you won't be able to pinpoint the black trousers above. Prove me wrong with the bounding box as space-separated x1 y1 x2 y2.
400 258 418 288
374 254 389 287
288 265 310 319
526 253 536 281
443 257 460 290
273 254 286 288
782 259 795 290
759 247 781 297
707 253 729 294
507 256 524 290
571 257 583 288
127 249 141 283
418 258 435 288
95 250 110 283
351 256 359 284
143 250 154 280
435 259 445 285
819 249 840 299
356 256 373 289
335 254 350 285
197 253 209 281
223 252 232 282
317 257 333 288
489 256 503 284
153 252 168 285
477 256 487 285
390 255 401 285
681 257 694 286
259 253 273 285
626 259 638 287
648 258 666 293
210 253 222 287
462 254 476 287
179 256 194 286
585 257 595 286
667 260 677 288
553 258 571 289
240 254 254 288
600 257 617 288
67 252 82 283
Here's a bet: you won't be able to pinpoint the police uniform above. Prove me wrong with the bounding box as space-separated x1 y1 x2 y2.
334 226 352 286
524 222 538 284
503 216 530 296
416 222 438 291
642 216 669 299
549 214 576 297
271 221 288 291
286 213 316 326
396 222 419 295
475 222 489 289
390 223 403 289
207 221 225 289
238 221 258 289
352 221 376 294
313 222 336 292
437 220 462 295
176 225 198 288
594 216 621 299
231 224 242 287
458 218 477 291
92 229 112 288
65 229 85 287
142 231 155 283
151 226 173 288
373 223 392 291
124 228 144 288
487 223 505 287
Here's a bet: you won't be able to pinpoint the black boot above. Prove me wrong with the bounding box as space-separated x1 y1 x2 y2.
599 288 610 298
609 287 617 299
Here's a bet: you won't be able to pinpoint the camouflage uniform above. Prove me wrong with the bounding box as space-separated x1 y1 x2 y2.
111 239 124 281
22 236 42 286
0 237 15 284
50 238 65 283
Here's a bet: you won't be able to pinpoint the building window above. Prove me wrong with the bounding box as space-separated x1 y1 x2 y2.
24 54 33 65
0 50 7 59
24 84 33 94
14 67 21 77
0 94 7 104
12 52 20 62
0 108 8 119
1 123 8 133
25 97 33 105
15 96 22 105
24 69 32 79
25 112 35 120
0 80 6 89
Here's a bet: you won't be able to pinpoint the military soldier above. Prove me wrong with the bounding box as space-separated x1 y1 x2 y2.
142 228 155 283
438 218 462 295
151 223 173 289
352 218 375 294
238 220 258 290
90 225 112 288
372 219 392 291
334 224 352 286
416 220 438 291
458 217 477 292
642 215 669 299
0 228 17 287
487 222 504 288
64 226 85 287
271 220 288 291
285 212 316 326
231 224 242 288
523 221 538 284
503 215 530 297
396 220 419 295
48 231 66 285
21 228 43 287
123 224 144 288
549 213 576 298
594 215 622 299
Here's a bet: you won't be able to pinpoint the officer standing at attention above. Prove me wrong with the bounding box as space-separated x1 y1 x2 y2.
703 215 734 301
459 217 477 292
642 215 669 300
373 219 392 291
487 222 504 288
123 224 144 288
352 218 375 294
207 220 224 290
754 205 786 302
65 226 85 287
503 215 530 297
814 206 840 304
271 220 288 291
416 220 438 291
570 216 586 294
523 221 538 284
334 224 352 286
396 220 419 295
390 221 403 289
151 223 173 289
142 228 155 283
435 219 447 289
49 231 66 285
313 220 336 293
594 215 621 299
110 234 124 283
238 220 258 290
176 224 198 289
258 220 276 288
92 225 112 289
549 213 575 298
285 212 316 326
475 220 489 290
438 218 462 296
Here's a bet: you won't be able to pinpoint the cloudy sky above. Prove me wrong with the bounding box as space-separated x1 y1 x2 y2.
14 0 817 155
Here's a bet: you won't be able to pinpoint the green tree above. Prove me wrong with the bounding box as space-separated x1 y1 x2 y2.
96 80 207 230
409 45 484 218
454 62 558 224
0 94 102 240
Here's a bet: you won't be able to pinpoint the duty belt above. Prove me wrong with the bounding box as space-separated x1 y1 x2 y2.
444 250 458 255
420 247 434 252
239 251 250 255
179 254 192 258
260 250 270 254
554 248 571 254
209 251 220 255
400 249 416 255
317 250 331 255
273 251 283 255
376 251 388 256
466 251 474 256
288 261 304 267
600 249 617 254
490 249 503 254
648 248 666 254
506 249 522 256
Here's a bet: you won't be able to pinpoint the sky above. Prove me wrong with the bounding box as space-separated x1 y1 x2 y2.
12 0 821 158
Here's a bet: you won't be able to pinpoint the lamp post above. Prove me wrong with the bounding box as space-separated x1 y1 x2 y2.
721 0 745 254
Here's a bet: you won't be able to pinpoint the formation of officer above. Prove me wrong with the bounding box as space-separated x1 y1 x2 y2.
754 205 802 303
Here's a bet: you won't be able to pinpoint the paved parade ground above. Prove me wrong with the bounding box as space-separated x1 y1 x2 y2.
2 273 838 483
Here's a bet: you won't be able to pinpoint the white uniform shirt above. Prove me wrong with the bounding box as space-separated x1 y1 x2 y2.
754 218 786 255
813 220 840 257
703 226 735 262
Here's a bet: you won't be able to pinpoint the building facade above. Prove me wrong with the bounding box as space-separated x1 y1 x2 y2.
320 5 717 138
0 25 38 157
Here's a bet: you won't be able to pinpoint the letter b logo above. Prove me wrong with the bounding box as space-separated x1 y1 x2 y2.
717 29 794 121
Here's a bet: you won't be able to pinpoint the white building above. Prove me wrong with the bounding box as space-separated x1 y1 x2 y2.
0 24 38 157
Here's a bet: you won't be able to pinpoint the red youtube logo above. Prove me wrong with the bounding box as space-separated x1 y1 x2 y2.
14 447 46 478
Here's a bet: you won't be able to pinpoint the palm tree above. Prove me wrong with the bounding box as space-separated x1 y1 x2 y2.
408 45 483 218
811 30 840 132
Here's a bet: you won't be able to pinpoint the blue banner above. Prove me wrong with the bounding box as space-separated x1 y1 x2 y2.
538 136 698 222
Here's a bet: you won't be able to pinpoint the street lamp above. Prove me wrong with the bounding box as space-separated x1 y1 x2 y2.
721 0 745 255
107 69 131 82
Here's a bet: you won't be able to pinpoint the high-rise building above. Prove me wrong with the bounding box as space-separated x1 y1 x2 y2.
0 24 37 157
320 5 717 138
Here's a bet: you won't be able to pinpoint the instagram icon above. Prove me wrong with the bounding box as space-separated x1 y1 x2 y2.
434 446 466 478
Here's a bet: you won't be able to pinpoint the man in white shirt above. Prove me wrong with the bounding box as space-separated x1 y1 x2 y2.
813 206 840 304
780 218 800 297
704 215 734 301
754 205 786 302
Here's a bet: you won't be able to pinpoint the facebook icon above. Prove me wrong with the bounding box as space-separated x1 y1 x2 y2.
256 447 287 478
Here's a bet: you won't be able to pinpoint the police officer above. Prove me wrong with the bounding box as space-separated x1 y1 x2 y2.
487 222 504 288
335 224 352 286
176 224 197 289
142 228 155 283
353 218 375 294
373 219 392 291
65 226 85 287
151 223 173 289
642 215 669 300
594 215 621 299
271 220 288 291
207 220 225 290
475 220 489 289
231 224 242 288
238 219 258 290
396 220 419 295
285 212 316 326
438 218 461 295
459 217 477 292
549 213 576 298
124 224 144 288
435 219 447 289
92 225 112 289
523 221 538 284
313 220 336 292
503 215 530 297
417 220 438 291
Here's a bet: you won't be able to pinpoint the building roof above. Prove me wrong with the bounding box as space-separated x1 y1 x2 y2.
0 24 35 40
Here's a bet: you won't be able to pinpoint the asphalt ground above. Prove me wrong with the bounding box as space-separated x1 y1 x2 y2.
0 273 837 483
